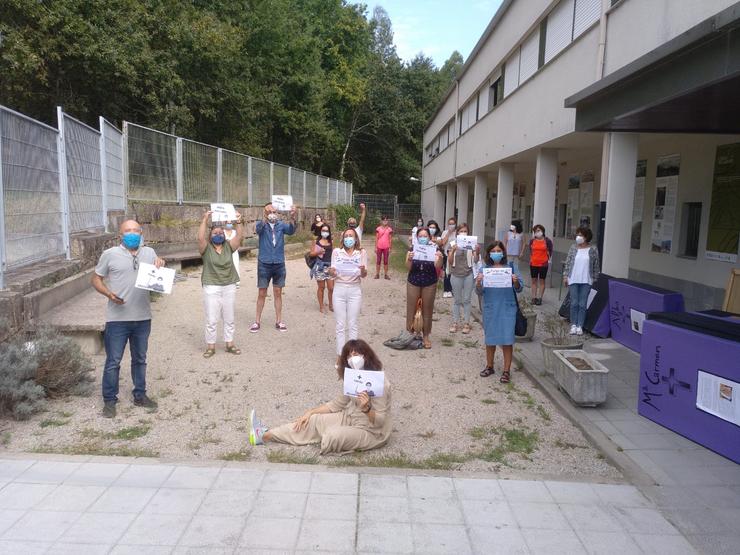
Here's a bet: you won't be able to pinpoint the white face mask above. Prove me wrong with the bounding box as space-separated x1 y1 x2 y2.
534 231 543 239
458 231 467 237
348 355 365 370
321 231 330 238
510 225 516 232
448 223 455 230
575 235 585 245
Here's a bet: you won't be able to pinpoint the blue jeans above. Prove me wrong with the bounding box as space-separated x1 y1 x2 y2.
569 283 591 328
103 320 151 402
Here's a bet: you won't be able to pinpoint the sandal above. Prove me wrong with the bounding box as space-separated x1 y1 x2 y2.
225 345 241 355
500 370 511 384
202 348 216 358
384 275 391 280
249 322 260 333
275 321 288 332
449 323 458 333
480 366 495 377
461 323 471 334
423 338 432 349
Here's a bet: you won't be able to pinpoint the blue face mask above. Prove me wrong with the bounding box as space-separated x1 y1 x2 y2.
418 237 430 246
490 252 504 263
343 237 356 248
122 232 141 249
211 234 226 245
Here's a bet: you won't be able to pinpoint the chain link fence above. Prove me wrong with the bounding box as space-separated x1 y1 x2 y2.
126 123 178 202
101 118 125 211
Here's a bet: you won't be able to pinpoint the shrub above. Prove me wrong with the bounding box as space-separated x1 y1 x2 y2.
32 327 95 398
0 334 47 420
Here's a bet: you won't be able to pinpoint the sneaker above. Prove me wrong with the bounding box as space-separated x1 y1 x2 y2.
249 408 268 446
443 291 452 298
249 322 260 333
576 326 584 336
569 325 578 335
102 401 116 418
133 395 158 410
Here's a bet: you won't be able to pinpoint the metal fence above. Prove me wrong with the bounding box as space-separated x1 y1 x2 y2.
0 105 352 288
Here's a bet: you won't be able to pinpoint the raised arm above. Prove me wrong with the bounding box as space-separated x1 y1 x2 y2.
228 212 244 251
198 210 212 255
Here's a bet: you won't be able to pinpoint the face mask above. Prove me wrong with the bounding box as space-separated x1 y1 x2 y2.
122 232 141 249
510 226 516 232
534 231 543 239
348 355 365 370
267 214 278 223
225 223 234 230
490 252 504 263
348 222 357 229
417 221 423 227
458 232 467 237
321 231 330 238
428 227 437 236
211 234 226 245
448 223 455 230
575 235 585 245
343 237 355 248
418 237 430 245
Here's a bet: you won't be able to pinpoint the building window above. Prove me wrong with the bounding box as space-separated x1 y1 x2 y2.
557 204 567 237
679 202 702 258
489 73 504 110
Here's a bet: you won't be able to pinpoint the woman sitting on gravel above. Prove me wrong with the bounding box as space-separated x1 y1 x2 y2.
198 209 243 358
248 339 391 454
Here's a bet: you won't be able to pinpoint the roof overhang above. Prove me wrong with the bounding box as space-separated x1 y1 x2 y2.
565 2 740 133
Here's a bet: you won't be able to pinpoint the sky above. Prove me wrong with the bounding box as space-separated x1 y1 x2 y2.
367 0 505 67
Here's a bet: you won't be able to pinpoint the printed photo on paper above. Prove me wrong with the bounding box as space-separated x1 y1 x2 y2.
482 267 512 288
135 263 176 295
343 369 385 398
696 370 739 426
271 195 293 211
456 235 478 250
210 203 236 223
630 309 646 334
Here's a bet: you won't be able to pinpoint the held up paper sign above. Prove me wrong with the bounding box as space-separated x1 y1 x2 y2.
456 235 478 250
135 263 176 295
271 195 293 211
412 243 437 262
210 203 236 223
482 267 512 288
343 369 385 398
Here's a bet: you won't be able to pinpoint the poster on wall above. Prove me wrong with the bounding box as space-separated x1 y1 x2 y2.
579 170 594 230
651 154 680 254
631 160 647 249
566 174 580 239
706 143 740 263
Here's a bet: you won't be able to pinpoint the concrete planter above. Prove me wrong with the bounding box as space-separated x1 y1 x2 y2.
553 349 609 407
540 337 585 374
515 310 538 342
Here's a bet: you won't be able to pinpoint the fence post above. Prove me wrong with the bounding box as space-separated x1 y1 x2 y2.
247 156 253 206
56 107 72 260
303 171 307 208
287 166 292 198
0 112 6 289
325 177 329 208
176 137 183 204
216 148 223 202
269 161 274 199
349 183 353 205
98 117 109 232
122 121 129 210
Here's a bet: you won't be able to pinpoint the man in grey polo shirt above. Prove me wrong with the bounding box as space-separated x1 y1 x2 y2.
91 219 165 418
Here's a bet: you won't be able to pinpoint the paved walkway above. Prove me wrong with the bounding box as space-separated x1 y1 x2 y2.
509 282 740 555
0 455 695 554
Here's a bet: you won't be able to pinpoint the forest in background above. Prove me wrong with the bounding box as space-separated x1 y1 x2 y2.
0 0 465 202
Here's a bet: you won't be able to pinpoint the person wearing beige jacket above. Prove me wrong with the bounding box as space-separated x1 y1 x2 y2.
248 339 392 454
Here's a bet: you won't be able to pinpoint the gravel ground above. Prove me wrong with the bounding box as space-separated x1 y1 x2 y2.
3 252 621 480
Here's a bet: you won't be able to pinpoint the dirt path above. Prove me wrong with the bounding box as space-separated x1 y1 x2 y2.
4 251 620 480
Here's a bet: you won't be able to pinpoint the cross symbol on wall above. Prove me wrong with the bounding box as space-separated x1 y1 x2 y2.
661 367 691 396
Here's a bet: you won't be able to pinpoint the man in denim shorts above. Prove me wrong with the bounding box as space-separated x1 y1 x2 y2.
250 202 296 333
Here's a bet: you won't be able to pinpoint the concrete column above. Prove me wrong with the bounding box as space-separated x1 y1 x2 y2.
472 173 488 242
445 182 456 222
435 185 446 224
495 164 514 241
602 133 639 278
456 179 469 225
533 149 558 238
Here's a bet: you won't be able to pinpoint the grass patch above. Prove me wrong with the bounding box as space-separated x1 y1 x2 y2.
480 398 498 405
267 449 319 465
39 418 69 428
535 405 551 421
333 451 470 471
219 450 251 461
158 388 173 398
460 339 479 348
469 426 494 440
456 394 469 399
554 439 587 450
417 430 435 439
389 238 411 276
440 338 455 347
0 432 10 446
31 443 159 458
106 425 151 441
478 427 539 464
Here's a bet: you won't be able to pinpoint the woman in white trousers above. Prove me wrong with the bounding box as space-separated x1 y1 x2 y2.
329 228 367 360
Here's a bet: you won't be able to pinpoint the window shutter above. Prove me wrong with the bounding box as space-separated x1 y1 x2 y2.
503 49 520 97
478 83 490 117
545 0 575 63
519 30 540 83
573 0 601 39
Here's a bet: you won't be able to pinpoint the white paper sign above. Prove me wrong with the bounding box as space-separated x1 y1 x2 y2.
210 203 236 223
456 235 478 250
587 288 597 308
271 195 293 211
412 243 437 262
135 263 176 295
334 251 362 276
630 309 646 334
696 371 739 426
483 267 512 288
343 369 385 398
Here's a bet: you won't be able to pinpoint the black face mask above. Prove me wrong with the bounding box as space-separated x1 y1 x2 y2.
348 223 357 229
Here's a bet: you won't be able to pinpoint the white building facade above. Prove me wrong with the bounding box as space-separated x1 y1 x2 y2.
421 0 740 310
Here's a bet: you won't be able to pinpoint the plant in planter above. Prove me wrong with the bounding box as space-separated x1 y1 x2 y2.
539 313 585 375
553 349 609 406
515 297 537 342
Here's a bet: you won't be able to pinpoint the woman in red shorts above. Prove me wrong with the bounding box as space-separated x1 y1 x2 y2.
375 216 394 279
528 224 553 305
